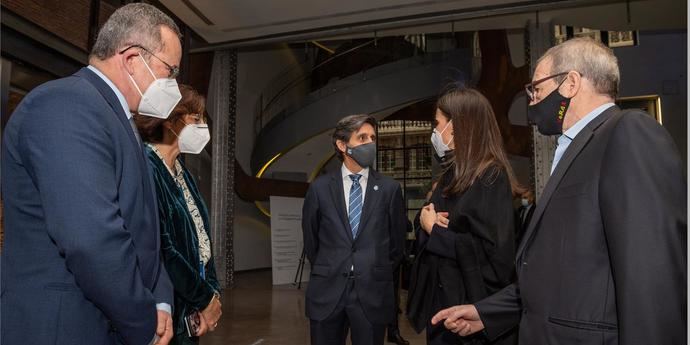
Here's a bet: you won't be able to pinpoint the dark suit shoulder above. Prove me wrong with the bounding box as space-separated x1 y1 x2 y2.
373 172 401 190
12 74 106 128
23 74 97 105
608 108 679 153
310 172 333 188
615 108 668 134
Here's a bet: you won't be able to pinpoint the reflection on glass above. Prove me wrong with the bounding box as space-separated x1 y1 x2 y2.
377 120 433 222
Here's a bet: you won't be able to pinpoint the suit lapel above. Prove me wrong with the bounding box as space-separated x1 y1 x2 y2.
329 171 354 242
516 106 619 262
356 169 381 240
75 67 155 228
75 68 141 150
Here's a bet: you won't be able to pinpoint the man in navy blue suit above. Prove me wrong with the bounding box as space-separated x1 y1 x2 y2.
2 4 182 344
302 114 407 345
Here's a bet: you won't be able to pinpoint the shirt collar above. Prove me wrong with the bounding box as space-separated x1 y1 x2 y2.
342 164 369 182
561 102 615 141
87 65 132 119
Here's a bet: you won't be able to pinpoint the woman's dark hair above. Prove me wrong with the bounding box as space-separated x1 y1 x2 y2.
437 86 525 197
134 84 206 143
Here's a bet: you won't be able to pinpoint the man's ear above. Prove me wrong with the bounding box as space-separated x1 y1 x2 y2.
121 50 139 76
562 71 582 98
336 139 347 154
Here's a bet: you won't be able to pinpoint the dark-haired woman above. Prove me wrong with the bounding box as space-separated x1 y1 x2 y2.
135 84 222 345
407 87 521 345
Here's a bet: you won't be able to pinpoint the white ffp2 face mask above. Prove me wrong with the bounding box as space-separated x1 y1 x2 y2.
430 120 453 158
128 55 182 119
175 124 210 154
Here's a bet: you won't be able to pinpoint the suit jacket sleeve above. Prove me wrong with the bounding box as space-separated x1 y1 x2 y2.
474 283 522 340
302 183 320 264
20 90 156 344
599 112 687 344
152 261 174 308
388 183 406 268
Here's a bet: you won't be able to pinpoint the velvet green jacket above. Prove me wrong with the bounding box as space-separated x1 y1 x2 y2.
145 146 220 344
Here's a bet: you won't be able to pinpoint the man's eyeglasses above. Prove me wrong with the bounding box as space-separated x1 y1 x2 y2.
524 72 569 102
120 44 179 79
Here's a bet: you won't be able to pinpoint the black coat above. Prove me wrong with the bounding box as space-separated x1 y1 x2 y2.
407 166 517 344
476 106 687 345
302 168 407 324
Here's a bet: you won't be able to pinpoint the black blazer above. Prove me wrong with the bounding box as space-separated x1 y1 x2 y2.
476 106 687 345
302 168 407 324
407 166 516 344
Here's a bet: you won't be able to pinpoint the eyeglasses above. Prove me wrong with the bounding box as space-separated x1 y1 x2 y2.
188 113 206 124
178 113 206 125
524 72 569 102
120 44 180 79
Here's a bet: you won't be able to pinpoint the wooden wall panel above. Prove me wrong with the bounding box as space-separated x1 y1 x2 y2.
98 1 117 33
3 0 91 51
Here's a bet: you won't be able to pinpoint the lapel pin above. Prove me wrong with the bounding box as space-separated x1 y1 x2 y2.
373 185 379 191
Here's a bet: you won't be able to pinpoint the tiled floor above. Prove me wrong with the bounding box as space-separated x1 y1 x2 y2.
202 269 426 345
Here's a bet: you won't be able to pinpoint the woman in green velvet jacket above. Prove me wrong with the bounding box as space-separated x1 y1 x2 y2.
135 84 222 345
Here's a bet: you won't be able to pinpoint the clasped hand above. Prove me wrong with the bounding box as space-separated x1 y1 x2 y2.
196 294 222 336
420 203 450 234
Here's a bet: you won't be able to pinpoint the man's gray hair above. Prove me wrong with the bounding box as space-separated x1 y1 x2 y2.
90 3 181 60
539 37 620 98
332 114 377 161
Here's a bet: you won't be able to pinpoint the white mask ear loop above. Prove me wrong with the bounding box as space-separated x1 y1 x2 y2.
138 54 158 80
169 119 187 138
128 54 158 97
439 120 452 135
440 120 452 146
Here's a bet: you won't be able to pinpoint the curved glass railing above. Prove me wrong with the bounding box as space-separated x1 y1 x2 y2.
254 36 432 133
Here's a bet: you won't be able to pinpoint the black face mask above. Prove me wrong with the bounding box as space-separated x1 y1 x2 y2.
346 142 376 168
527 84 571 136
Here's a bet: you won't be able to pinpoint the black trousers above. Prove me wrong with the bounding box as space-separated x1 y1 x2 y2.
387 265 402 336
310 278 385 345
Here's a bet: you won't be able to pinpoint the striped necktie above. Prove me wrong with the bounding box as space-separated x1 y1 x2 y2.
348 174 363 238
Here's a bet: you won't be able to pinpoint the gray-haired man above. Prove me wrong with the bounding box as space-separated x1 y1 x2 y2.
432 37 686 345
2 3 181 344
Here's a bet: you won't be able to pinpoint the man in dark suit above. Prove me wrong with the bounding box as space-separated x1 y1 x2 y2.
1 4 182 344
514 190 534 244
432 38 686 345
303 114 407 345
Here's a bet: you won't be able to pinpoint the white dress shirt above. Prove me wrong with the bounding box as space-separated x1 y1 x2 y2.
551 103 615 174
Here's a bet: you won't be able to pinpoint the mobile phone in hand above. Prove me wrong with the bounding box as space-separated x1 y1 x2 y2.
184 311 201 337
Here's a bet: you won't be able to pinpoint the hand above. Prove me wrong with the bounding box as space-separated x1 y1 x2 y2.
201 294 222 332
431 304 484 336
154 310 173 345
195 312 209 337
435 211 449 228
420 203 437 234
